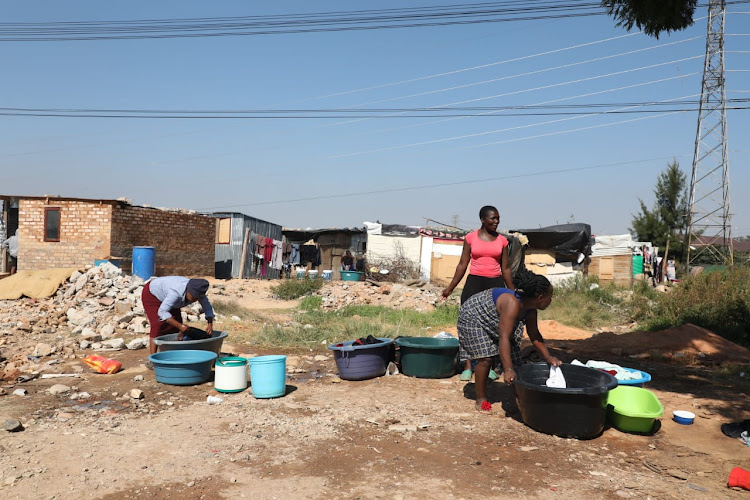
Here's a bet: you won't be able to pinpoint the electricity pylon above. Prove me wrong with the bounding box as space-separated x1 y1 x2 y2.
685 0 733 271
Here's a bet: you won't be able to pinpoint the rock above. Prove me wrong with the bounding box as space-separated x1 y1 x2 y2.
127 338 148 350
12 389 27 396
74 274 88 292
4 419 24 432
48 384 71 395
32 343 54 357
114 302 132 315
81 328 101 342
99 324 116 337
389 424 417 432
79 340 92 349
101 338 126 350
115 312 134 324
133 375 144 382
313 355 329 362
98 297 115 307
130 389 145 400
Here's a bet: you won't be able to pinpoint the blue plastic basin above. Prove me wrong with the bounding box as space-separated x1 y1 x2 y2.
149 350 218 385
617 367 652 387
328 338 394 381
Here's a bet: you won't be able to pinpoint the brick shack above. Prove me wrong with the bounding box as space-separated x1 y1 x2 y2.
0 195 214 277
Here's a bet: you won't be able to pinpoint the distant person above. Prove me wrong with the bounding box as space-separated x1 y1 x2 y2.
141 276 215 357
442 206 514 381
2 229 18 275
457 269 560 413
341 250 355 271
666 258 676 283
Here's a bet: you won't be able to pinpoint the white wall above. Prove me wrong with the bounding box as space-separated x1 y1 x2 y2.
367 234 422 263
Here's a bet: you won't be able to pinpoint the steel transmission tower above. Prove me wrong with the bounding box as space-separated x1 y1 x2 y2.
685 0 733 271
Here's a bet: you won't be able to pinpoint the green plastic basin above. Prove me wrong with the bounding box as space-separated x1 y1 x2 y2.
607 386 664 433
395 336 458 379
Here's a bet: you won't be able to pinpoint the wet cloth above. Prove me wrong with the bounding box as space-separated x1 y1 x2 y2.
722 419 750 439
457 288 525 365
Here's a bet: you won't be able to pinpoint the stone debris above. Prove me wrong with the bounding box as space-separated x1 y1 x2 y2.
48 384 71 395
315 280 448 311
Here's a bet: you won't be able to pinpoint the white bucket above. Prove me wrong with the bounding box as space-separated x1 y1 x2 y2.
308 270 319 279
214 357 248 393
322 270 333 281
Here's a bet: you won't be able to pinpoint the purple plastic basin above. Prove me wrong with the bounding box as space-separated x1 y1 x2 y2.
327 338 394 381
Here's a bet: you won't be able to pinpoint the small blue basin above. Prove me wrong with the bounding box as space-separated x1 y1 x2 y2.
148 350 218 385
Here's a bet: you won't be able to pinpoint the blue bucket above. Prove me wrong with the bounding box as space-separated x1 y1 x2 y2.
148 350 217 386
248 355 287 398
132 246 156 280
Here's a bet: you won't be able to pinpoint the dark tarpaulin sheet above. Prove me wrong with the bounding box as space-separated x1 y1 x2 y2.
510 223 592 259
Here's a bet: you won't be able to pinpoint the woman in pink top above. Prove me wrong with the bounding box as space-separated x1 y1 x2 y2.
442 205 514 380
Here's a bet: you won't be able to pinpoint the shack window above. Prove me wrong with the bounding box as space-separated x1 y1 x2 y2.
216 218 231 244
44 207 61 242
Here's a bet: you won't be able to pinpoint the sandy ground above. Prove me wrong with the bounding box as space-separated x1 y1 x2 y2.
1 278 749 499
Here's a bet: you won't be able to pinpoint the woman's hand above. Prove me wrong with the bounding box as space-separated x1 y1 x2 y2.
547 356 562 367
441 288 452 299
503 368 516 385
177 323 188 341
206 323 214 336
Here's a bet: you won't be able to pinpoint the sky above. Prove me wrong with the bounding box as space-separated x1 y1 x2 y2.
1 1 749 236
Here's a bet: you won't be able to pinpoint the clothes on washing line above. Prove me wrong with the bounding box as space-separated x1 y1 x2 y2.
299 244 321 266
289 244 301 265
270 240 284 270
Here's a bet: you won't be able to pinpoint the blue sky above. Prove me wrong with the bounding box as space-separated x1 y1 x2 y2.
2 1 748 236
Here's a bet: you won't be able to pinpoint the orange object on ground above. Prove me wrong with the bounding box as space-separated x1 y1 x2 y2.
82 355 123 374
728 467 750 490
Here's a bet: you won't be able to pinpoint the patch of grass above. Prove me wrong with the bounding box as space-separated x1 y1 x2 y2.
270 278 324 300
211 300 255 320
541 275 625 330
299 295 322 311
251 303 458 347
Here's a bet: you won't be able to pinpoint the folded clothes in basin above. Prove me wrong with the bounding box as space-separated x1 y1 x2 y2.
571 359 641 381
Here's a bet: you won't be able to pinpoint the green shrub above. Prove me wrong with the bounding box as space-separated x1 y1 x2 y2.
270 278 324 300
299 295 322 311
645 267 750 346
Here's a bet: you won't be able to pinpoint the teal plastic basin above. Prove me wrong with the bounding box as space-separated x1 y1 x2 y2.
396 337 458 379
148 350 218 386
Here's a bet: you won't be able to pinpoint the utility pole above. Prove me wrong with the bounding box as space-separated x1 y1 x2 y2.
685 0 733 273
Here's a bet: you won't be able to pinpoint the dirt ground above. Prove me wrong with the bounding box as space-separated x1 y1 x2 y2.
1 278 750 499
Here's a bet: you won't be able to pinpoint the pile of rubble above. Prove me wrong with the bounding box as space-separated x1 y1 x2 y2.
316 279 450 311
0 263 211 381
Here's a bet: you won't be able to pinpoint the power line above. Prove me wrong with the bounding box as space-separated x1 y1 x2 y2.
195 154 689 210
2 99 748 119
2 1 747 41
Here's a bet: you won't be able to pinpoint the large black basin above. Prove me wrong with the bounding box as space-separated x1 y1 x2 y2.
514 362 618 439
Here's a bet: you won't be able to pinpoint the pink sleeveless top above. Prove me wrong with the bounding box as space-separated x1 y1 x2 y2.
465 230 508 278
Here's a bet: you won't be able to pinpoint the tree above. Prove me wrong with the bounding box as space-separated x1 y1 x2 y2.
602 0 698 38
630 160 688 258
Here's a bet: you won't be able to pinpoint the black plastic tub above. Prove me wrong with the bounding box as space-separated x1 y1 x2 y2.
514 363 618 439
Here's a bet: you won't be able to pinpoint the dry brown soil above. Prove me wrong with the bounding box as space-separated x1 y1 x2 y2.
1 279 749 499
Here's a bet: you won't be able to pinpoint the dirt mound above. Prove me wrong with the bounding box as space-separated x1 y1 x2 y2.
565 323 750 363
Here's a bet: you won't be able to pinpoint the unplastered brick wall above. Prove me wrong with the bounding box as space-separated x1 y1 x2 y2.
110 205 215 277
18 199 114 271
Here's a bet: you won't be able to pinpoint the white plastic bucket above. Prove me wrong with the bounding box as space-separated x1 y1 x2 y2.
322 270 333 281
308 270 319 279
214 357 248 393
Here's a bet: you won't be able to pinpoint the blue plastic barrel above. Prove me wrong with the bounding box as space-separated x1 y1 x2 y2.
248 355 287 398
132 246 156 280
